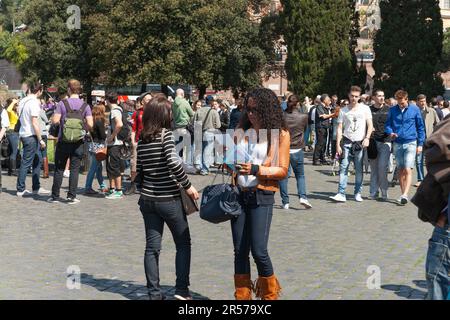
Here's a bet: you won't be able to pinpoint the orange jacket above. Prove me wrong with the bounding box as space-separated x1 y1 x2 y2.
232 129 290 192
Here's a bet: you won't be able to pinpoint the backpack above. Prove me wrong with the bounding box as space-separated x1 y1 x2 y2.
62 100 88 143
111 106 131 142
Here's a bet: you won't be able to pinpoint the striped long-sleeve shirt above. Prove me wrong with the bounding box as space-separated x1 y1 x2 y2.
137 130 191 201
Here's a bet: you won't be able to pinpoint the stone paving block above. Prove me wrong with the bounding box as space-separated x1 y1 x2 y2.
0 158 432 300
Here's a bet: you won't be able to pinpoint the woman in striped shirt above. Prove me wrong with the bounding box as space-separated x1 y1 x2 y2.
137 96 199 300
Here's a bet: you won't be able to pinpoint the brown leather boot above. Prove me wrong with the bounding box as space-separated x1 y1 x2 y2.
42 157 49 179
234 274 253 300
254 274 281 300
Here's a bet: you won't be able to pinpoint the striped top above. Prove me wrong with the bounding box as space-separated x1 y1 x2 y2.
137 130 192 201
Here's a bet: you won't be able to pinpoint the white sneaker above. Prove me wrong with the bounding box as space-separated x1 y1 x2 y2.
354 193 363 202
300 198 312 209
66 197 80 205
282 203 290 210
63 170 70 178
397 195 408 205
17 190 32 197
33 187 51 195
330 193 347 202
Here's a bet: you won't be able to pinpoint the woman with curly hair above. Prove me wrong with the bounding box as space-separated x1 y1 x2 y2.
230 88 290 300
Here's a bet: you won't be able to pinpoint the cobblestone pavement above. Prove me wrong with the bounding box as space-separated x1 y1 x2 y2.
0 153 432 300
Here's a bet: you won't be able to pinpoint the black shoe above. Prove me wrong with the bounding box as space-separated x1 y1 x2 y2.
321 161 331 166
312 162 322 166
149 293 166 300
124 182 136 195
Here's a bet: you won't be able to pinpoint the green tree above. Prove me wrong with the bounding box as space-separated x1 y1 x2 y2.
280 0 354 98
17 0 107 102
373 0 444 98
89 0 270 97
0 0 25 32
439 27 450 71
0 31 28 65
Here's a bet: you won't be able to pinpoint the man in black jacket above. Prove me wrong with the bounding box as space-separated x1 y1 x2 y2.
313 94 337 165
368 89 391 200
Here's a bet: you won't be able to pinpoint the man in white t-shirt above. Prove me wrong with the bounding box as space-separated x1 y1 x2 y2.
16 82 51 197
330 86 373 203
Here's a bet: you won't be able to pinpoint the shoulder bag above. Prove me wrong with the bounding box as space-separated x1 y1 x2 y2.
199 169 242 224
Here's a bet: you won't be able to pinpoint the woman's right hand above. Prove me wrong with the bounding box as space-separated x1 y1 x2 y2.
186 186 199 200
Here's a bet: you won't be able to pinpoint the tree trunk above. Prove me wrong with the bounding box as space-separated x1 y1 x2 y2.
161 84 169 97
198 85 207 100
140 83 147 94
85 77 93 106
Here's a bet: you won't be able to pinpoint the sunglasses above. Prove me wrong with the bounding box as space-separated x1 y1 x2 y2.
245 107 258 114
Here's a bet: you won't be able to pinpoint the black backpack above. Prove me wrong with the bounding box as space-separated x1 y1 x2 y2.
111 106 131 142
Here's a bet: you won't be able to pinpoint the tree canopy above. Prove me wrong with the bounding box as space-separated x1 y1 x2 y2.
373 0 444 98
280 0 354 98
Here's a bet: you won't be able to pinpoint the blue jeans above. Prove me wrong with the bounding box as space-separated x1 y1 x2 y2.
6 131 19 161
138 197 191 299
425 223 450 300
16 136 42 192
231 190 274 277
201 131 215 172
280 150 308 205
85 152 105 190
369 141 391 197
338 143 364 195
416 152 425 182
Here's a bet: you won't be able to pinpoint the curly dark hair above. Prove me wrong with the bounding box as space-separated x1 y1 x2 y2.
239 88 287 143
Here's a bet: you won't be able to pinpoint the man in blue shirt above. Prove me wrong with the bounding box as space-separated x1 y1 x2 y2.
385 90 425 205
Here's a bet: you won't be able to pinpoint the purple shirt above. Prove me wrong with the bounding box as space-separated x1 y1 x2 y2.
55 98 92 141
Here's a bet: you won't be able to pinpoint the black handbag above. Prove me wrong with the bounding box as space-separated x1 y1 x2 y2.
1 136 10 158
179 186 199 215
199 172 242 224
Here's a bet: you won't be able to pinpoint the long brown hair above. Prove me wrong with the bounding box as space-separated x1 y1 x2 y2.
141 96 173 143
238 88 287 150
286 94 300 113
92 104 106 123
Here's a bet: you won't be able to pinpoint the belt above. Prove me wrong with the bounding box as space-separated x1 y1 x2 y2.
240 186 258 192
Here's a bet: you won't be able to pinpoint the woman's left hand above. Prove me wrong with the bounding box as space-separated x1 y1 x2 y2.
239 163 252 175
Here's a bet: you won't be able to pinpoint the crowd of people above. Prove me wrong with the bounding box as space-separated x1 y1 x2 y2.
0 80 448 300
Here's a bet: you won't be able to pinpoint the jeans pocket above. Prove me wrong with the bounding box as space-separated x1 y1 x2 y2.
425 239 448 281
256 190 275 206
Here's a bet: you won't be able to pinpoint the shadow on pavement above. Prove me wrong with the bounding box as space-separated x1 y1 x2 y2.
381 282 427 300
80 273 210 300
308 191 339 201
412 280 427 289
